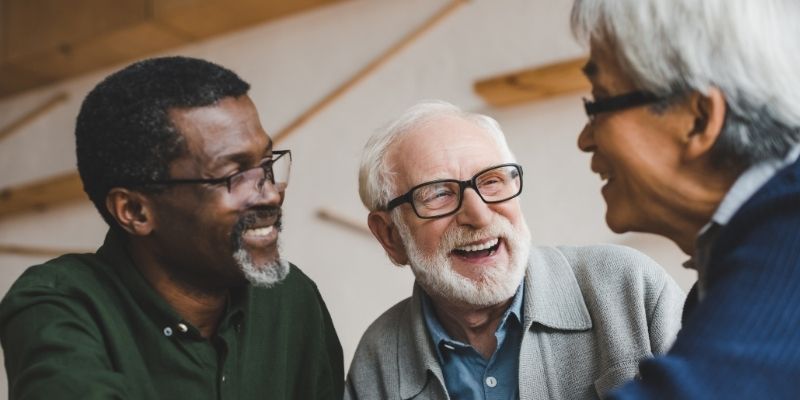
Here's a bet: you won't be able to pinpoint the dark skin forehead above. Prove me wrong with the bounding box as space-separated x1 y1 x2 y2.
167 95 272 179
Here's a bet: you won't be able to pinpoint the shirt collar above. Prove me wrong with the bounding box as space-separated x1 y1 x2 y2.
523 246 593 331
687 144 800 299
96 229 246 339
420 282 524 363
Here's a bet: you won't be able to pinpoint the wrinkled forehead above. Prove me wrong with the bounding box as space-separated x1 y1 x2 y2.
168 96 270 166
585 41 638 93
388 115 511 189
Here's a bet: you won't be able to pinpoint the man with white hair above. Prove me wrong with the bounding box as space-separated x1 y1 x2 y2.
345 100 684 399
572 0 800 397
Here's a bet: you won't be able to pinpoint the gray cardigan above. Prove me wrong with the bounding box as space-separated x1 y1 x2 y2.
345 245 685 400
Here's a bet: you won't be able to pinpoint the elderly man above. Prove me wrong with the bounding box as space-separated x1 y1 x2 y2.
572 0 800 397
0 57 343 399
346 100 684 399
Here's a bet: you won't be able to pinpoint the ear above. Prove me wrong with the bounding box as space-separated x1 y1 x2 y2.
105 188 156 236
684 87 726 161
367 211 409 266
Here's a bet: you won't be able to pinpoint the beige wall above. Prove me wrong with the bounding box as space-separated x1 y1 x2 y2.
0 0 695 396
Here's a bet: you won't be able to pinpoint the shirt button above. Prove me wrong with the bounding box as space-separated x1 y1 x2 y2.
163 327 173 337
177 323 189 334
221 375 227 383
485 376 497 388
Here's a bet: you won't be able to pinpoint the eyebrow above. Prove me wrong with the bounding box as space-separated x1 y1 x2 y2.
209 141 273 171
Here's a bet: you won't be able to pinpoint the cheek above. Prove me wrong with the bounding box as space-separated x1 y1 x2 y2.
409 220 450 255
490 198 523 221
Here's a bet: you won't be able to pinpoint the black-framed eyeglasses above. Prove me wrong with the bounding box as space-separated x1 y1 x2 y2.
126 150 291 197
387 163 523 219
583 90 664 121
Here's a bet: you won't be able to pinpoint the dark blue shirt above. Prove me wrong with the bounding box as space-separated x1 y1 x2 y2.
421 284 524 400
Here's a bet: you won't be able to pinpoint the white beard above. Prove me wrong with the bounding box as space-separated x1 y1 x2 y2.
233 247 290 288
394 212 531 307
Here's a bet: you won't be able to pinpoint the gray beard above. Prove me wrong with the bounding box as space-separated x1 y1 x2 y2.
232 247 290 288
394 212 531 307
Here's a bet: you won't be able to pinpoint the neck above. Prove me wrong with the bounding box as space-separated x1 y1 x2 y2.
128 241 228 338
659 165 739 256
428 293 514 359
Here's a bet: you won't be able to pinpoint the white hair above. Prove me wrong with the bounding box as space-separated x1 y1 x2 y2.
571 0 800 168
358 100 516 211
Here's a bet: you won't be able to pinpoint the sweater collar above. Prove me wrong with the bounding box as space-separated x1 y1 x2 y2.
523 246 592 331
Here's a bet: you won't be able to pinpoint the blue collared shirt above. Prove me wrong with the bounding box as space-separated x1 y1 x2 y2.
421 284 524 400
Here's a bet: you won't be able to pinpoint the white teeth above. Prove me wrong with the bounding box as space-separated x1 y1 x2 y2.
245 226 274 237
455 238 499 252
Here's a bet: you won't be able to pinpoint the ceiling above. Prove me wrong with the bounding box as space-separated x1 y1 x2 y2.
0 0 347 99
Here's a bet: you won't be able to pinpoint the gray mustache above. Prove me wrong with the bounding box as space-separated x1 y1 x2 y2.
231 207 282 248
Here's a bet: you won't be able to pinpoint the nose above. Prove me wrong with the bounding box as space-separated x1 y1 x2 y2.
577 122 596 153
455 188 493 229
251 177 283 207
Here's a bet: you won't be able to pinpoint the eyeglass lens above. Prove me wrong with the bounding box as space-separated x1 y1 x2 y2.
412 165 521 218
228 153 291 196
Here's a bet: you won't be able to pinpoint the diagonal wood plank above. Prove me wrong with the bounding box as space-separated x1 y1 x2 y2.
273 0 466 142
0 243 92 258
0 92 68 142
0 172 87 219
316 208 370 237
474 57 589 107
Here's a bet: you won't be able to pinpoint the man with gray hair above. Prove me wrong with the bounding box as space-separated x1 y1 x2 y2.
345 100 684 399
572 0 800 397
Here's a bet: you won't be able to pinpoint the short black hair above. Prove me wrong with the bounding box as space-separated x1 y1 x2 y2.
76 56 250 229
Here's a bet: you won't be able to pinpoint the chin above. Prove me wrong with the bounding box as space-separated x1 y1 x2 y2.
605 210 633 234
233 249 290 288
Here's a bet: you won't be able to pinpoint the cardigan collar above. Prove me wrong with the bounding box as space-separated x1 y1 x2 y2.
397 245 592 398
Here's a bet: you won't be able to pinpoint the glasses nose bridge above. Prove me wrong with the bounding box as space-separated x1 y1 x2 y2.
233 163 273 195
461 177 480 194
456 178 485 206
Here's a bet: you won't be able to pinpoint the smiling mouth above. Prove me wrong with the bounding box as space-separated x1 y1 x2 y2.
243 225 274 238
451 238 501 259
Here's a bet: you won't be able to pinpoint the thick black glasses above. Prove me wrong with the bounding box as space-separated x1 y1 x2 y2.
583 91 664 121
387 163 523 219
131 150 291 197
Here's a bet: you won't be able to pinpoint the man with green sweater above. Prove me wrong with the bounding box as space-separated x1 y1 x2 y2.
0 56 343 399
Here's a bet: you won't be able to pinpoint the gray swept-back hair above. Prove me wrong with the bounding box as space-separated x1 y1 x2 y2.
571 0 800 169
359 100 516 211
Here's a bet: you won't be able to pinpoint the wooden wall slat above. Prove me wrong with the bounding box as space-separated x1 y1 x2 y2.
474 57 589 106
0 172 86 219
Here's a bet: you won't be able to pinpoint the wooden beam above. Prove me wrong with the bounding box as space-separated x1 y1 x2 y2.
0 244 91 258
0 1 465 220
1 0 348 98
272 0 466 143
474 57 589 107
316 208 370 237
0 92 68 142
0 172 86 219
